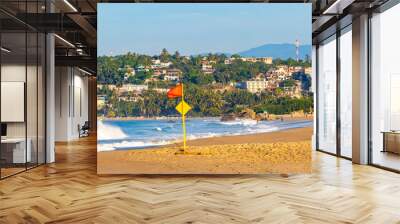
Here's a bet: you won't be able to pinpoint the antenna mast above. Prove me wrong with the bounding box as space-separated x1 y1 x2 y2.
295 39 300 62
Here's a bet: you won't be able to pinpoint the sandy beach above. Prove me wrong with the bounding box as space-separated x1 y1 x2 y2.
98 127 312 174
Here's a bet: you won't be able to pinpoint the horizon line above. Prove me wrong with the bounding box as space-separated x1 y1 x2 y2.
98 42 312 57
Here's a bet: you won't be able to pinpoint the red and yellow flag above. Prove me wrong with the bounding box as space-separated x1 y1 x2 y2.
166 83 191 152
167 83 182 99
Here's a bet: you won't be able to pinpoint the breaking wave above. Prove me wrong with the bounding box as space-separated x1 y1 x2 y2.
97 120 128 140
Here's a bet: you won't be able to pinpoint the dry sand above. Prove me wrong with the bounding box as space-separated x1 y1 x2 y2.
97 127 313 174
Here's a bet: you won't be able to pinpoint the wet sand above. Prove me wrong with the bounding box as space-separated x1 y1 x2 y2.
97 127 313 174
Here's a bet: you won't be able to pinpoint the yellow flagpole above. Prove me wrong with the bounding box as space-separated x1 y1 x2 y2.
181 83 187 152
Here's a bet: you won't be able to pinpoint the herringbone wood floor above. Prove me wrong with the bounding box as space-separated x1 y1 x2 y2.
1 135 400 224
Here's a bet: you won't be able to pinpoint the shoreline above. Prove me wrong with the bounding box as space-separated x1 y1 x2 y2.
98 127 313 174
170 126 313 147
98 123 314 152
98 115 314 121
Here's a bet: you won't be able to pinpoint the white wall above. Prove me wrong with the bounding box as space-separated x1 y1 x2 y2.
71 72 89 138
54 67 89 141
55 66 70 141
1 64 26 81
1 62 46 164
1 64 26 139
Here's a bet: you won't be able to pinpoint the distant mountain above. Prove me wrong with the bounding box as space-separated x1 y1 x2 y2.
238 43 312 60
194 52 232 57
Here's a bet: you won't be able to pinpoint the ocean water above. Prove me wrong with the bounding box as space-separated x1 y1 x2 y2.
97 118 312 151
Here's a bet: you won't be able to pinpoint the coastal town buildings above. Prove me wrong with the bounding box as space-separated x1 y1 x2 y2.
162 68 182 81
163 75 180 81
223 57 273 65
117 95 141 102
275 65 289 75
245 78 269 93
153 68 166 76
241 57 273 64
98 84 117 91
281 80 302 98
151 59 161 65
224 58 233 64
117 84 148 94
304 66 312 75
152 88 169 93
151 59 172 69
97 95 107 109
201 63 215 74
124 67 136 81
160 61 172 68
163 74 180 81
211 82 236 93
153 68 182 81
135 65 151 72
100 60 309 102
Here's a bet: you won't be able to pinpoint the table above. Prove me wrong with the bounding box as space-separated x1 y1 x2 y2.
1 138 31 164
381 131 400 154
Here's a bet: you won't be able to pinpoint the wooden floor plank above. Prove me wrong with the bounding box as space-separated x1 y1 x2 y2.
0 135 400 223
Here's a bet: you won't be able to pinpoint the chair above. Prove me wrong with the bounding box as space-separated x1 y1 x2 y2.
79 121 90 138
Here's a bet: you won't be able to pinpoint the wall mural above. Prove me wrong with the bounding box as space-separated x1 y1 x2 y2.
97 3 313 174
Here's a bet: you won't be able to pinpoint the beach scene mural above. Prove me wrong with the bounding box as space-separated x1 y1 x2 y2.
97 3 313 174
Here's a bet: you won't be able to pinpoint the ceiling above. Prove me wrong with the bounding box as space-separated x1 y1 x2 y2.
0 0 391 75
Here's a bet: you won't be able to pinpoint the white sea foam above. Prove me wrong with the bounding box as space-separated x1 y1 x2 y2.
98 140 173 152
187 132 222 140
220 119 258 126
97 121 128 140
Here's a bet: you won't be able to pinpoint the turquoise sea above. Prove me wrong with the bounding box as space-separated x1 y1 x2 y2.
97 118 312 151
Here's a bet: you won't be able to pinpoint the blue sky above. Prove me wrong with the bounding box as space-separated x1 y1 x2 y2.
98 4 311 56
